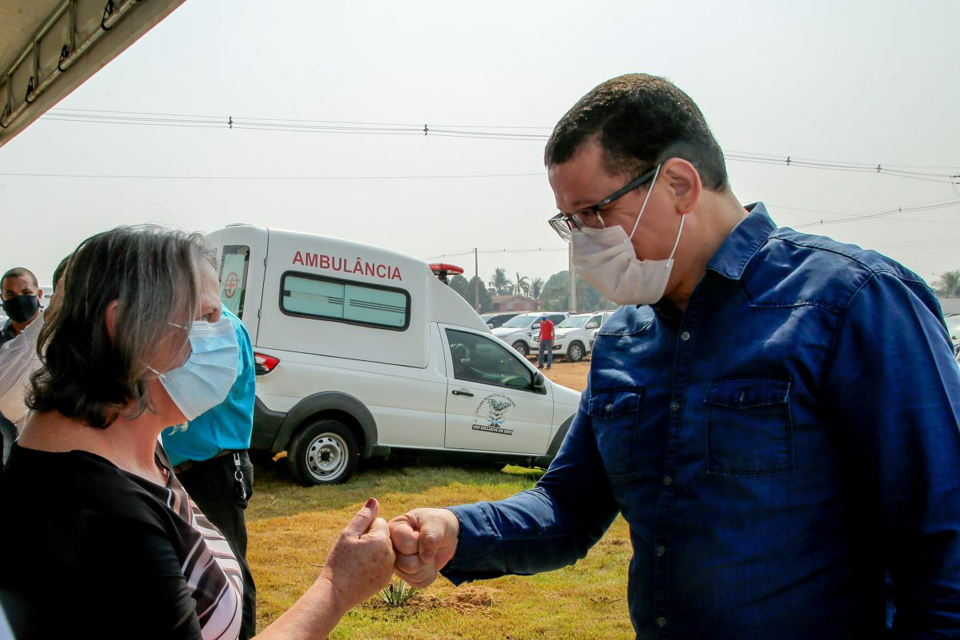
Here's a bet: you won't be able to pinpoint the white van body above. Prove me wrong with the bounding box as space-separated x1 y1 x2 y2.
206 224 581 485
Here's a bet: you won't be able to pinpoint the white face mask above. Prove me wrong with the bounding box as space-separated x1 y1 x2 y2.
149 316 239 422
570 164 685 306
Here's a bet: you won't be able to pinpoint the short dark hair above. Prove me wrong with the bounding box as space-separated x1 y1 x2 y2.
1 267 39 289
52 254 72 289
27 226 214 428
544 73 728 191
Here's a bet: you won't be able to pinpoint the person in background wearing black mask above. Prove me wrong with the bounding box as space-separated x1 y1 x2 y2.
0 267 43 469
0 268 42 347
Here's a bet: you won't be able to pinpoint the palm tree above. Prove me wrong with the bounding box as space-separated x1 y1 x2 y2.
530 277 545 311
513 273 530 297
936 270 960 297
489 268 511 295
531 277 544 301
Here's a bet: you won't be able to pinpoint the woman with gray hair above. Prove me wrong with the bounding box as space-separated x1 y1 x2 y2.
0 226 395 640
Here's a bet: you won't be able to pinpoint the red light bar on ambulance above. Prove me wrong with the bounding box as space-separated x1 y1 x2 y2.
428 263 464 285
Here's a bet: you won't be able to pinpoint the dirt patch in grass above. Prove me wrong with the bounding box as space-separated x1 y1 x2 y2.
364 585 499 616
444 585 499 613
538 359 589 392
598 537 628 547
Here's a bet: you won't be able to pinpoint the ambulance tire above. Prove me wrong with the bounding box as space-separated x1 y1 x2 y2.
288 419 359 486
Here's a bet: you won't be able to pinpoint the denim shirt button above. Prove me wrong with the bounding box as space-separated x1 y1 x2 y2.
656 545 666 557
670 400 680 412
604 403 614 413
680 331 691 341
657 617 667 628
662 475 673 486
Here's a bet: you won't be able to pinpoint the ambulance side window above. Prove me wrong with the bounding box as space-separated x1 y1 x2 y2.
220 245 250 318
280 271 410 330
446 329 537 392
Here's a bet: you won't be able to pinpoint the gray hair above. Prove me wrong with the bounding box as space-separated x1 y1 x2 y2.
27 225 216 428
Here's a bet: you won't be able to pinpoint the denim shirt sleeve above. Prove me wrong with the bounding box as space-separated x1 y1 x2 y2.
824 271 960 636
442 385 620 584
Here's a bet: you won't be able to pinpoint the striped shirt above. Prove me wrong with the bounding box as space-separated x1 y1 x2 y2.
0 443 243 639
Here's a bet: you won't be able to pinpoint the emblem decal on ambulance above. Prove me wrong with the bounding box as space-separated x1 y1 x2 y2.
472 394 515 436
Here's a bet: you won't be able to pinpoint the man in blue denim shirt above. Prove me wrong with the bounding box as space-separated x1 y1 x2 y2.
389 74 960 639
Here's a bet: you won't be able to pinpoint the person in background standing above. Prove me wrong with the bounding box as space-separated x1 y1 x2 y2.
0 268 42 347
0 268 44 469
537 314 555 370
0 257 71 430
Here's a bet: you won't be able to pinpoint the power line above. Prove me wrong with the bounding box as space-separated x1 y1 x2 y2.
2 174 958 232
769 200 960 225
423 201 960 262
424 247 567 261
52 108 554 130
0 171 544 180
792 199 960 228
39 108 960 183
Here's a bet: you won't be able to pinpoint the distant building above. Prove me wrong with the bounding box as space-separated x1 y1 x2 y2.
493 294 538 312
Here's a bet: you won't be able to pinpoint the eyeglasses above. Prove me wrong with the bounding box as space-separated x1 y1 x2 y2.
548 165 659 242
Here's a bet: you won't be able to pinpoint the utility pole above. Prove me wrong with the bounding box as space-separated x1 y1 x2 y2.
568 242 577 313
474 248 480 312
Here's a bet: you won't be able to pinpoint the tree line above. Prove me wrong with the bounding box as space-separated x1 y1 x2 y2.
445 267 614 314
444 268 960 315
934 270 960 298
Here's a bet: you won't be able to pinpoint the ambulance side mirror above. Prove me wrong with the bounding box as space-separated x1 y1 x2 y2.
532 371 546 394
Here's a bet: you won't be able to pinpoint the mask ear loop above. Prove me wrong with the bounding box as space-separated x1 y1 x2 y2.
627 164 662 242
667 214 686 260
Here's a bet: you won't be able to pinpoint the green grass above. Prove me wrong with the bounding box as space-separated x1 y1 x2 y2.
248 458 633 639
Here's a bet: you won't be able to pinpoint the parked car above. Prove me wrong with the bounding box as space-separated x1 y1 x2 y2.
490 311 570 357
533 310 617 362
946 314 960 356
480 312 521 329
586 310 617 350
534 313 591 362
205 224 581 486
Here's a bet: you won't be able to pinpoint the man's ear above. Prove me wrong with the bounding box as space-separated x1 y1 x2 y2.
104 300 119 338
662 158 702 214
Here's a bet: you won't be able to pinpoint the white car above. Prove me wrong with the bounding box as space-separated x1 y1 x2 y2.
490 312 570 357
947 314 960 357
586 310 617 350
206 224 582 486
534 310 616 362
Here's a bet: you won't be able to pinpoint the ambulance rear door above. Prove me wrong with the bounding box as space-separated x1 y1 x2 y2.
214 224 269 344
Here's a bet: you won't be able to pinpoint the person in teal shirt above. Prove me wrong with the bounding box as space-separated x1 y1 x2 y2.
162 304 257 639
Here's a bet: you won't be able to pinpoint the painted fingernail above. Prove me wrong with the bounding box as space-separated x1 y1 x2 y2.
365 497 376 508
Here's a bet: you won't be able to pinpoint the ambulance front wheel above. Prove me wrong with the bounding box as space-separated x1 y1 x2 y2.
288 419 359 486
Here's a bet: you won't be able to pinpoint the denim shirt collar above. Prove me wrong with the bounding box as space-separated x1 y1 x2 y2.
705 202 777 281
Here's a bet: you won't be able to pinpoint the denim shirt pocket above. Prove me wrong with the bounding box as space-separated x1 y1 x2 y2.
704 376 794 476
588 388 643 476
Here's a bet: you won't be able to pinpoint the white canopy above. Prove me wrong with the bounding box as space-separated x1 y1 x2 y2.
0 0 186 148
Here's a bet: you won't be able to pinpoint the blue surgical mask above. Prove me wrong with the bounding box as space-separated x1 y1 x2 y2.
151 316 239 421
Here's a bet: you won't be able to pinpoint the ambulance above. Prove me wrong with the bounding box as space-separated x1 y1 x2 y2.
205 224 582 485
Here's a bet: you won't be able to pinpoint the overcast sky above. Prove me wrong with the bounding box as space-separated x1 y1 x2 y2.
1 0 958 290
